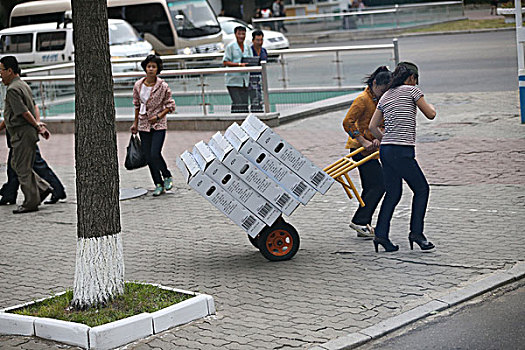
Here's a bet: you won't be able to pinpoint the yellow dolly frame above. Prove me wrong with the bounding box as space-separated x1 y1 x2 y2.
323 147 379 206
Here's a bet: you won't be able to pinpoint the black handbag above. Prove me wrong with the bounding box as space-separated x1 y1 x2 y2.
125 134 147 170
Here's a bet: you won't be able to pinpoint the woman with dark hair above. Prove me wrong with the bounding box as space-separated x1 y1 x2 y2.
343 66 392 238
131 54 176 196
369 62 436 252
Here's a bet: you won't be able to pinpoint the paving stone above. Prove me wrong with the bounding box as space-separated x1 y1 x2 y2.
0 91 523 349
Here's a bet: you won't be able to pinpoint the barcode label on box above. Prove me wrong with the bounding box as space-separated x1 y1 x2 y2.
242 215 257 231
276 193 290 208
293 182 307 197
311 171 326 187
258 203 272 218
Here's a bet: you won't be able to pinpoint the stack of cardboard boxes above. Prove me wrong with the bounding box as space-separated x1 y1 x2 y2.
176 115 335 239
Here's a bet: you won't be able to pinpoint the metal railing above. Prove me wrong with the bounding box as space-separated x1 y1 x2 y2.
21 66 267 117
252 1 464 33
24 40 398 89
11 41 400 118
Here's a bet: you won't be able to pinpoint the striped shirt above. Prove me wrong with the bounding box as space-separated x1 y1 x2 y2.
377 85 423 146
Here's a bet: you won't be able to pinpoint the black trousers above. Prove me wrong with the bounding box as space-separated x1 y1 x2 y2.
139 129 171 187
227 86 250 113
350 149 385 226
249 75 264 113
0 143 66 202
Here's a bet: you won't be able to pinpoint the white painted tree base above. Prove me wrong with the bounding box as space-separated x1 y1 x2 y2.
0 284 215 350
72 233 125 309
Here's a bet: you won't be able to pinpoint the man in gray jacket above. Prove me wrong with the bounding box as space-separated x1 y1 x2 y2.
0 56 52 214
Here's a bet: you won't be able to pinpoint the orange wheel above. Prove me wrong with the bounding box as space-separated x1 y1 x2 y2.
258 220 299 261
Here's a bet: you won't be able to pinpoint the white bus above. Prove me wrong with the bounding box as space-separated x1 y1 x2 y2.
9 0 223 55
0 19 153 71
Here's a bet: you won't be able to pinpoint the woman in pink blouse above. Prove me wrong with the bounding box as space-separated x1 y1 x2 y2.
131 55 176 196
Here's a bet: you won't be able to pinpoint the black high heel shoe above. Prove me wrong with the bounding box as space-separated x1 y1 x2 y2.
373 237 399 253
409 233 435 251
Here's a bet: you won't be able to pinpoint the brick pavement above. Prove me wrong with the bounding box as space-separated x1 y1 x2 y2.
0 91 524 349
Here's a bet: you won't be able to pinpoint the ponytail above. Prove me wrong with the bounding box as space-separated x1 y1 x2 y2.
364 66 390 88
390 61 419 89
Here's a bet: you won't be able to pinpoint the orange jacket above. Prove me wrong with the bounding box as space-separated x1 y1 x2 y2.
342 86 383 149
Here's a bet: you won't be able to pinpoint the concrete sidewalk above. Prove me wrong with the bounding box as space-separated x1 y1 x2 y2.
0 90 524 349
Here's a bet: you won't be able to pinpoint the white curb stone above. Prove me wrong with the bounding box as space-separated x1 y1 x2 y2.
320 332 371 350
151 294 209 333
437 273 512 307
317 263 525 350
0 284 215 349
205 295 216 315
504 261 525 280
0 313 36 336
34 317 90 349
359 300 448 339
89 313 152 350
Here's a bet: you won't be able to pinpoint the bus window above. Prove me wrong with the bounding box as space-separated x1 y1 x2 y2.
0 34 33 53
108 4 174 47
167 0 220 38
36 31 66 51
11 12 65 27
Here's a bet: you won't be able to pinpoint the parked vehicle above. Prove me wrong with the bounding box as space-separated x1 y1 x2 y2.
0 19 153 72
217 16 289 51
9 0 223 56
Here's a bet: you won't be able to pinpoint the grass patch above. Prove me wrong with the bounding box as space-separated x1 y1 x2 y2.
9 282 193 327
404 19 515 33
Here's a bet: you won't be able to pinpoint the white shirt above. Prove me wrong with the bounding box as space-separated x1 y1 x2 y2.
139 84 153 115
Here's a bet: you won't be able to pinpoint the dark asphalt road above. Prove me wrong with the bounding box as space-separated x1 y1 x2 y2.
296 30 517 93
358 280 525 350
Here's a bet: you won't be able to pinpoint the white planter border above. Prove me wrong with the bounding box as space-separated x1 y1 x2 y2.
0 282 215 350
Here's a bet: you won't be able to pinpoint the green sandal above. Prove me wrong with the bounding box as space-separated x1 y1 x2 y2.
152 185 165 197
164 177 173 191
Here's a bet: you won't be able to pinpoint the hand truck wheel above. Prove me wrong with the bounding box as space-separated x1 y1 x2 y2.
247 234 259 248
258 219 300 261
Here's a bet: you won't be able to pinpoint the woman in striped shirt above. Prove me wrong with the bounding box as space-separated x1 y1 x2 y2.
369 62 436 253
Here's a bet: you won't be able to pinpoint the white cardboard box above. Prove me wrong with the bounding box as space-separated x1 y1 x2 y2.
242 114 334 194
177 152 266 237
176 150 200 183
208 132 300 216
192 142 280 226
225 123 316 205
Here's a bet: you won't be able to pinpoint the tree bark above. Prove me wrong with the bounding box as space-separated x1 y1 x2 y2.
71 0 124 309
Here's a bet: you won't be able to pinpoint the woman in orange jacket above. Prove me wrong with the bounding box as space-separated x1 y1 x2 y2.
342 66 392 238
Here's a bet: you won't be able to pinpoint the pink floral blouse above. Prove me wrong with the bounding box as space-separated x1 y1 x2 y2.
133 77 176 132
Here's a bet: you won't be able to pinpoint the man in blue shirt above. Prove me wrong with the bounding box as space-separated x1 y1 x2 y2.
223 26 253 113
249 30 268 113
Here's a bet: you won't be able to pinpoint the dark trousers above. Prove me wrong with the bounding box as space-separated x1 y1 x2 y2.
0 146 65 202
375 145 430 239
139 129 171 186
227 86 250 113
249 75 264 113
350 149 385 226
277 20 287 33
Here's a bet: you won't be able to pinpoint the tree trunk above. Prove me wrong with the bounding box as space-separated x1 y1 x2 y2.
71 0 124 309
